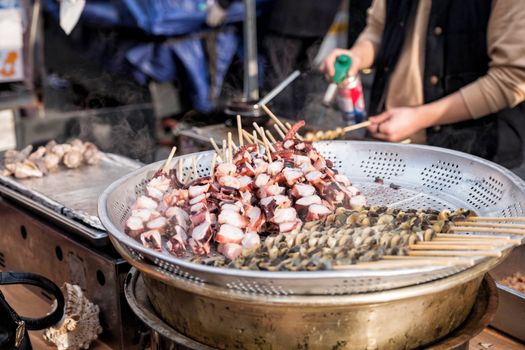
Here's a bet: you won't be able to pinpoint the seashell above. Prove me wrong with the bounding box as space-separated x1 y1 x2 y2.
390 235 401 247
325 214 336 224
424 229 435 241
335 207 347 215
308 237 319 248
43 283 102 350
408 234 419 245
317 235 329 247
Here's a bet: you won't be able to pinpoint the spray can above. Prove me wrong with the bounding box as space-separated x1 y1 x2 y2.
336 74 367 124
322 54 367 125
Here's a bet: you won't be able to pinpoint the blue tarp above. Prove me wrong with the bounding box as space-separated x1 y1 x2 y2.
43 0 271 112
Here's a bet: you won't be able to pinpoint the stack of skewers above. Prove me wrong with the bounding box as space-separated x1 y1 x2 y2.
126 104 524 272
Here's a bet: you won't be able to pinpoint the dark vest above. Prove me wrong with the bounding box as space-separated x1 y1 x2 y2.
369 0 525 168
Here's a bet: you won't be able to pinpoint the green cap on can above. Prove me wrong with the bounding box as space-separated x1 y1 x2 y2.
333 54 352 84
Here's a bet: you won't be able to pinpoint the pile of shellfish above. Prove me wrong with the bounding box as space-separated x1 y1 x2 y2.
2 139 101 179
193 207 475 271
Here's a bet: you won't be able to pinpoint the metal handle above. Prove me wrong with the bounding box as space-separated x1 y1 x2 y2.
243 0 259 101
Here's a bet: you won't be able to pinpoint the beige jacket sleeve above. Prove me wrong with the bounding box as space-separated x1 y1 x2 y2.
355 0 385 55
460 0 525 118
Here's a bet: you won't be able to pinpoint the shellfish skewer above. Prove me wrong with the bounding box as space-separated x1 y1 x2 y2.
161 146 177 173
236 114 244 147
342 121 371 134
408 250 502 257
382 255 477 264
333 258 475 270
466 216 525 223
409 243 502 251
449 226 525 236
273 124 286 140
431 239 522 245
435 233 516 240
452 221 525 230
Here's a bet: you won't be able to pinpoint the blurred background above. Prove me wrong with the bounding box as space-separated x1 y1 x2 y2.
0 0 373 161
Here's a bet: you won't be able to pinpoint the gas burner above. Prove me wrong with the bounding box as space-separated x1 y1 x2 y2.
224 99 269 126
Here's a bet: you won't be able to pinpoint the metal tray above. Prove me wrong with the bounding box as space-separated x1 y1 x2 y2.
0 153 141 245
99 141 525 295
490 244 525 341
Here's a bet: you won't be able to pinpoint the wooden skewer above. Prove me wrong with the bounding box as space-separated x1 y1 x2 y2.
450 226 525 236
261 104 287 133
382 255 476 264
242 129 256 144
431 239 520 245
183 158 195 184
409 244 498 251
259 128 273 162
236 114 244 147
210 153 217 178
342 121 371 133
227 132 233 164
253 123 276 152
435 233 515 240
177 159 184 182
453 221 525 230
400 138 412 144
408 250 501 257
209 137 222 156
333 260 462 270
161 146 177 173
466 216 525 223
273 123 286 140
222 139 227 163
265 129 278 144
192 157 199 179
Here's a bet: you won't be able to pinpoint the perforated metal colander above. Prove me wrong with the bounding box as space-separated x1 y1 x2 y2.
98 141 525 295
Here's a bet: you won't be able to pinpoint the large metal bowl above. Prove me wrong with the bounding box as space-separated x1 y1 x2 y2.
128 251 499 350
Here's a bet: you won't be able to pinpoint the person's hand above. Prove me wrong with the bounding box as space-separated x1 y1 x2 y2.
320 48 362 80
206 2 228 27
367 107 429 142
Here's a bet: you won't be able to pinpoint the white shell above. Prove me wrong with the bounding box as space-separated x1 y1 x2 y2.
43 283 102 350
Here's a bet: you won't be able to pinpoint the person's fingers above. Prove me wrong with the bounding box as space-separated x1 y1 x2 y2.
369 111 392 124
321 48 349 78
367 111 392 134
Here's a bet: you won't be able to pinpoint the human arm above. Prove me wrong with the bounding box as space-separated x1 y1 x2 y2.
367 91 471 141
369 0 525 141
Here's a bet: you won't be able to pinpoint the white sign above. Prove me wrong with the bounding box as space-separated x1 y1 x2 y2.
0 8 24 82
0 109 16 151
